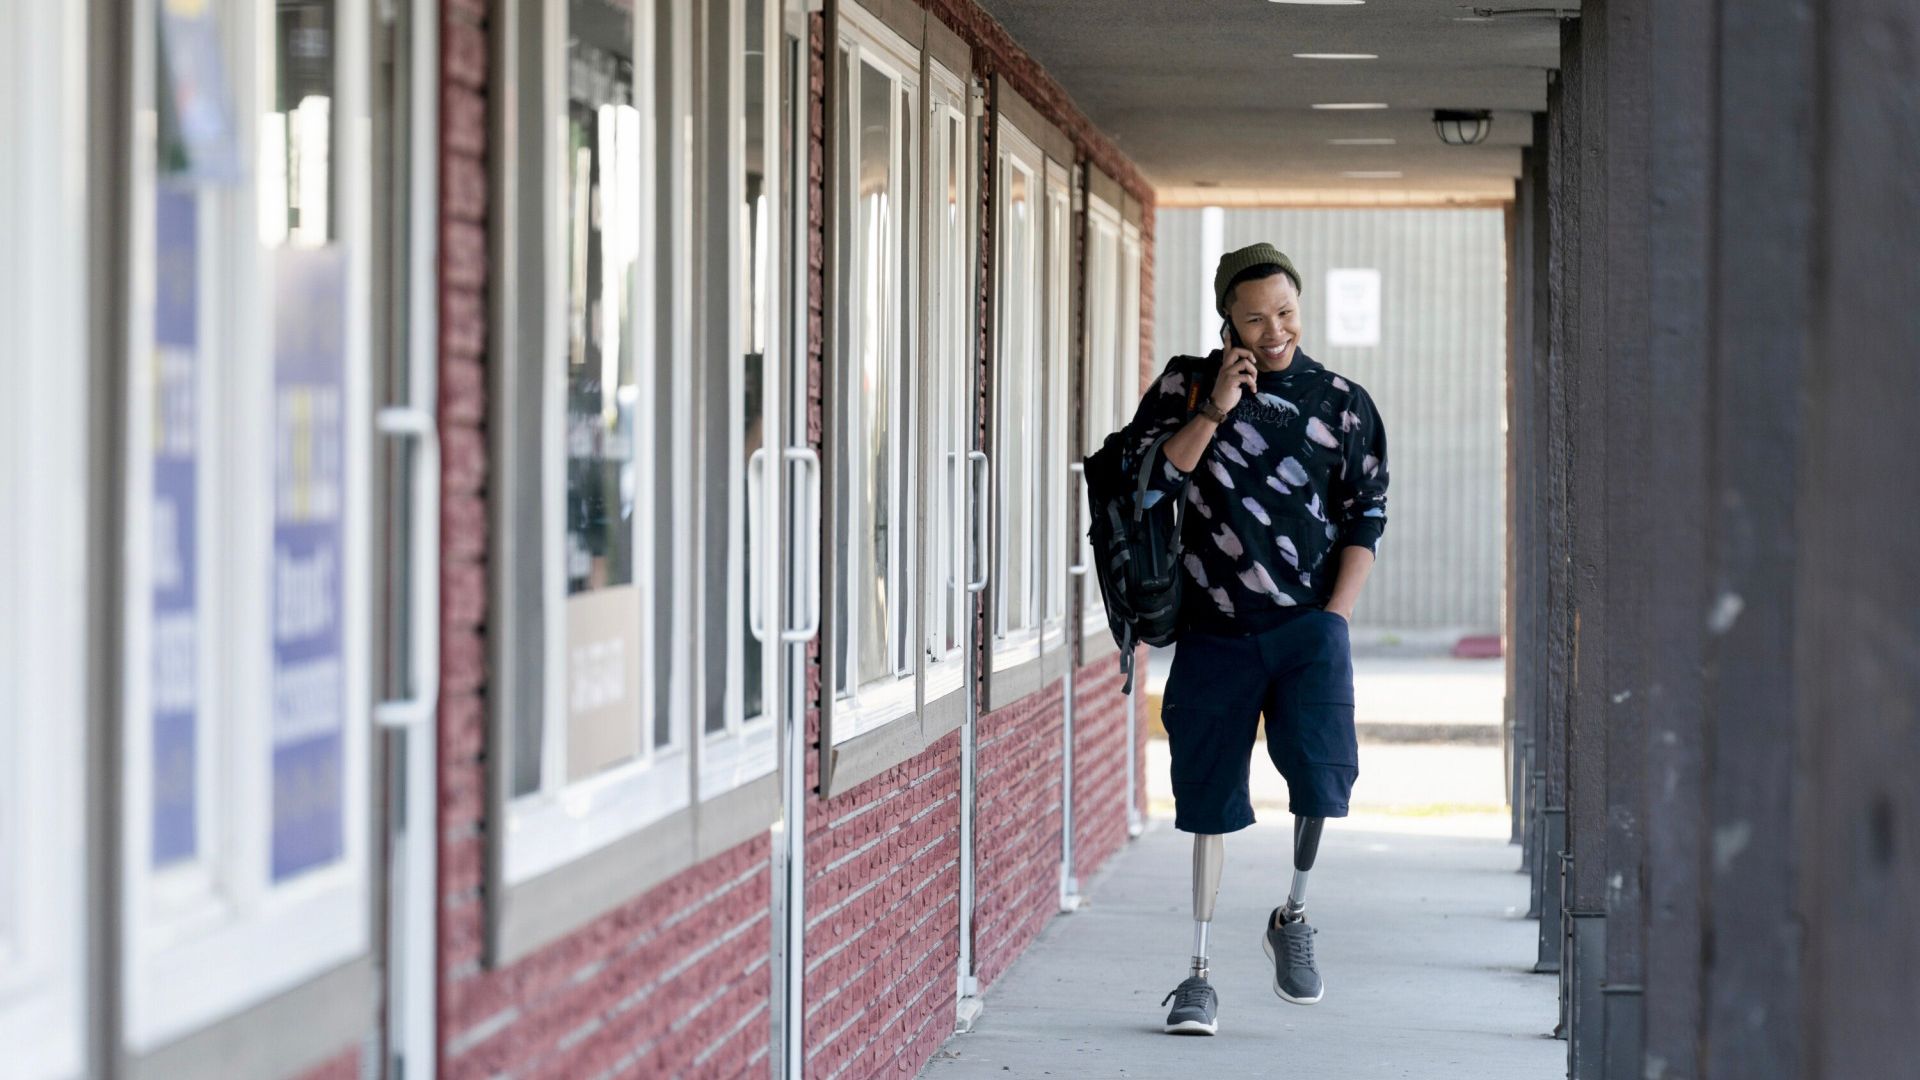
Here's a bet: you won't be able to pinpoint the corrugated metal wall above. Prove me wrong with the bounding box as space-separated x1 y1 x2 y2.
1154 208 1507 636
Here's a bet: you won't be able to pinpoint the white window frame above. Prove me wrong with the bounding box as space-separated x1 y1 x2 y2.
921 58 973 713
990 116 1045 677
1079 192 1125 645
504 0 697 889
121 0 374 1052
1039 159 1073 656
828 5 921 744
1120 221 1143 437
698 0 784 798
0 2 88 1074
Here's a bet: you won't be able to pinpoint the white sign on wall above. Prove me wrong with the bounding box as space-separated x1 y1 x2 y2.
1325 268 1382 347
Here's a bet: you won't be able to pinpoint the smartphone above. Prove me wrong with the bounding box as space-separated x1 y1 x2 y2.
1221 320 1246 351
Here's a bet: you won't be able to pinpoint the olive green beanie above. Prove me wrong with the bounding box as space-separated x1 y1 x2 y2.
1213 243 1302 315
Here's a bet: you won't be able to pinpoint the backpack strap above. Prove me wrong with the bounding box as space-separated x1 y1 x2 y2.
1178 353 1227 418
1133 429 1189 551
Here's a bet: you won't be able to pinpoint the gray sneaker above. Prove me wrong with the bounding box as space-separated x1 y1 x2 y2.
1161 974 1219 1035
1263 908 1324 1004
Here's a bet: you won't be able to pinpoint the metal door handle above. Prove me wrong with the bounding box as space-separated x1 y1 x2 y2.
782 446 822 643
748 447 769 641
967 450 991 593
374 405 441 729
1067 461 1089 577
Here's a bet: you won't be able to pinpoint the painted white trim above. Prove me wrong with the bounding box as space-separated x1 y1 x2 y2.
506 749 693 884
701 716 778 796
833 673 918 744
921 62 972 694
1079 195 1124 644
0 2 89 1074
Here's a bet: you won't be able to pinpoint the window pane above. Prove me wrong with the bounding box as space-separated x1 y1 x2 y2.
945 112 967 653
831 44 854 697
855 58 893 688
651 0 676 751
565 11 638 597
999 160 1031 634
268 0 349 882
1044 183 1069 621
1121 230 1141 427
266 0 336 247
151 185 202 869
739 0 767 726
927 100 965 661
561 0 643 783
893 83 914 674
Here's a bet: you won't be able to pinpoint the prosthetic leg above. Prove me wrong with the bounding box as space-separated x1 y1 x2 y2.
1163 834 1226 1034
1166 816 1331 1033
1188 834 1225 978
1187 815 1323 976
1279 815 1325 923
1264 816 1328 1005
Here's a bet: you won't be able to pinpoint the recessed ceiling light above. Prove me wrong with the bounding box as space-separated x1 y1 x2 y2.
1313 102 1389 110
1293 52 1378 59
1330 137 1397 145
1342 170 1403 179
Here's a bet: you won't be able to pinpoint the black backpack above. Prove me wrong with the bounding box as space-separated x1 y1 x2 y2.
1083 356 1216 694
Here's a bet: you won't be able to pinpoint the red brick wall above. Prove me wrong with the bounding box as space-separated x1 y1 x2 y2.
1070 658 1131 883
800 735 962 1079
442 838 771 1079
970 684 1065 990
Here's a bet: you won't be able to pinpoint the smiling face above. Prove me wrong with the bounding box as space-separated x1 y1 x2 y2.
1225 272 1304 370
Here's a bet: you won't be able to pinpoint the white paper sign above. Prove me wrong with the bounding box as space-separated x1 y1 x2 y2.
1325 268 1382 347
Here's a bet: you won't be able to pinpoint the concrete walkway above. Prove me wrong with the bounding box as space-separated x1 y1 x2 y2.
922 812 1559 1079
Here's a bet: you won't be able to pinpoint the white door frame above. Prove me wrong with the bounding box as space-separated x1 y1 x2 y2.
373 0 442 1074
770 4 818 1077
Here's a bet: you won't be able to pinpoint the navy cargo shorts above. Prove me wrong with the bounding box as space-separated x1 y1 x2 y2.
1160 609 1358 834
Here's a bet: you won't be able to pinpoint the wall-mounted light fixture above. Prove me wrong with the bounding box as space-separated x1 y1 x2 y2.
1433 109 1493 146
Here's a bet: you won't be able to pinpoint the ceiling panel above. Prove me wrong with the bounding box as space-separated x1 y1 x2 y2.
974 0 1573 202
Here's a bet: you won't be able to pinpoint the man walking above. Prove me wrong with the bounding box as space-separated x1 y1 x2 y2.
1118 243 1389 1035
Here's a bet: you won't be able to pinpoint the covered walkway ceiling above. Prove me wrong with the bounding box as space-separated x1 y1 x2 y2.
974 0 1573 205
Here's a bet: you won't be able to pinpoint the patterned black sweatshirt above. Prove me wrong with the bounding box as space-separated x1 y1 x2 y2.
1118 349 1390 635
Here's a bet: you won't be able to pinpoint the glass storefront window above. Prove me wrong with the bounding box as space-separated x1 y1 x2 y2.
829 21 919 741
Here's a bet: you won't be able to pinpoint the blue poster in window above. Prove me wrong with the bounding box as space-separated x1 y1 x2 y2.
271 246 348 882
152 185 200 868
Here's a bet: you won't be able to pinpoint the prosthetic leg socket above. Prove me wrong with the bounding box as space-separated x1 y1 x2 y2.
1282 816 1325 923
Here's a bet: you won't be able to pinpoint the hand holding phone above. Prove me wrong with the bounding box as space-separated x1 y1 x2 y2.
1211 325 1259 415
